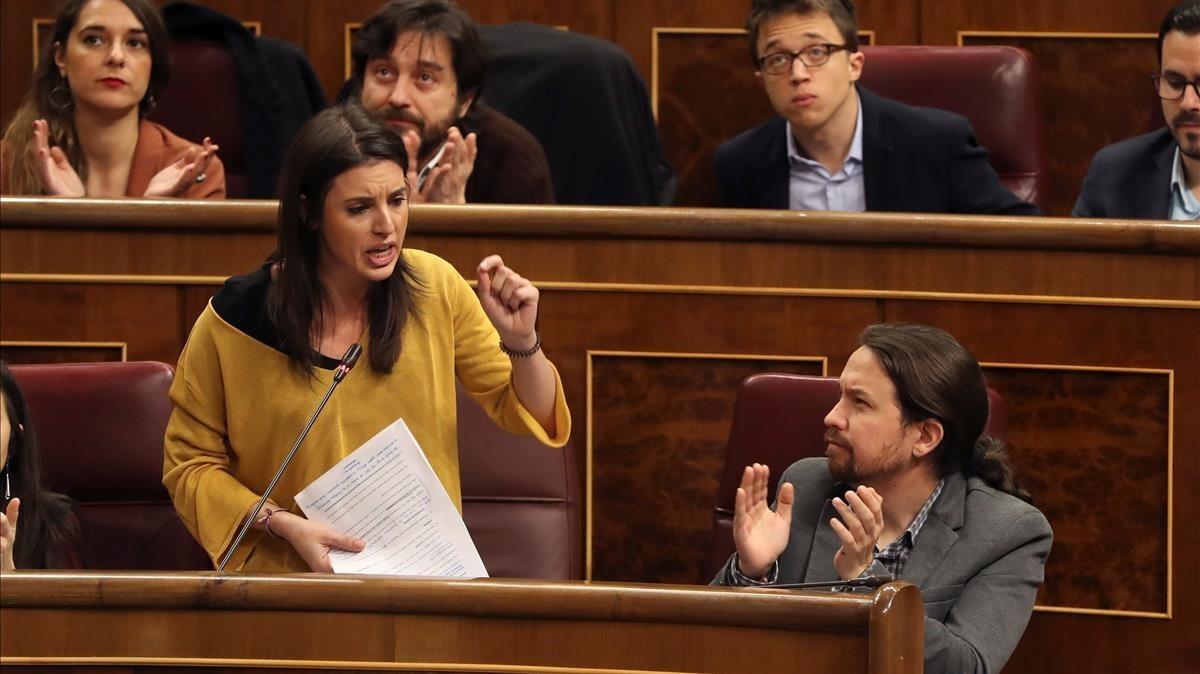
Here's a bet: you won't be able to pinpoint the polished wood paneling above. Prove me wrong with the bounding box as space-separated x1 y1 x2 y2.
654 30 773 208
3 200 1198 293
589 351 825 583
1 573 925 674
921 0 1177 45
961 33 1162 216
0 0 54 130
0 341 124 364
984 366 1170 614
615 0 752 90
0 281 184 364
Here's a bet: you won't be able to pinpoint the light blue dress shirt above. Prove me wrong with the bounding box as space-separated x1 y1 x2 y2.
1169 147 1200 221
787 99 866 212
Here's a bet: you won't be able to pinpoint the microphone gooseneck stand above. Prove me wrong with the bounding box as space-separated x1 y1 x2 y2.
217 344 363 573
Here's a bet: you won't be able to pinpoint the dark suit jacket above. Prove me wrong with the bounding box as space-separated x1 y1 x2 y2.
714 458 1053 674
479 22 676 205
1072 128 1175 219
714 87 1038 215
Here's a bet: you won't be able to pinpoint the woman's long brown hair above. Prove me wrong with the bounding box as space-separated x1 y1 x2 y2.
268 104 422 376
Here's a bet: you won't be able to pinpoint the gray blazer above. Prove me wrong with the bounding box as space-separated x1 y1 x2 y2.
714 457 1053 674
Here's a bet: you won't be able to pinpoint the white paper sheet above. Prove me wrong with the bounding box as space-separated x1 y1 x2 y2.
293 417 488 577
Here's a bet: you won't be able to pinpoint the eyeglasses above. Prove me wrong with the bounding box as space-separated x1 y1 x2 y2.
1152 74 1200 100
757 44 848 75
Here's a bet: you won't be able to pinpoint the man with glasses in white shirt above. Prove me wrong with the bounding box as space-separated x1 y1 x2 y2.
1074 1 1200 221
715 0 1036 215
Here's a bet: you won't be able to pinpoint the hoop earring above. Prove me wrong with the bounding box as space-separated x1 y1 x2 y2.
48 83 73 112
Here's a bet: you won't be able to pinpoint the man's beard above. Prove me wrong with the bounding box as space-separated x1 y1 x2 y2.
824 429 907 484
1173 110 1200 161
376 107 454 161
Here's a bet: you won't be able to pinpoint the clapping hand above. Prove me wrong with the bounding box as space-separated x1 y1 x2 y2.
732 463 794 579
1 498 20 572
402 127 477 204
476 255 539 352
144 137 219 198
32 119 84 197
829 485 884 581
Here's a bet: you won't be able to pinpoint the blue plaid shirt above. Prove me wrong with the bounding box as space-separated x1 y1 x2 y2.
860 479 945 581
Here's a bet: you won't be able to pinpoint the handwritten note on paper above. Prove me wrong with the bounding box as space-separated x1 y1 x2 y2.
293 418 488 577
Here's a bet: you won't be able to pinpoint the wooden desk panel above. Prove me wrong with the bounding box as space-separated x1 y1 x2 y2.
2 199 1197 300
0 573 922 674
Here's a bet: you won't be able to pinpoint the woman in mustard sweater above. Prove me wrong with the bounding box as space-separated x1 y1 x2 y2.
163 104 569 573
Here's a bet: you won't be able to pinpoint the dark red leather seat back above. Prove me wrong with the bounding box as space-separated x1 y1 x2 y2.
708 373 1008 577
859 46 1046 209
11 361 212 570
708 374 838 576
458 383 583 579
148 40 249 197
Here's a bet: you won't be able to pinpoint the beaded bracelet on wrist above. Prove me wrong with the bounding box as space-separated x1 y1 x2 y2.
499 331 542 358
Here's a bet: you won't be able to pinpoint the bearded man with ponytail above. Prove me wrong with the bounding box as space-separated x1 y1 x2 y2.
714 323 1052 674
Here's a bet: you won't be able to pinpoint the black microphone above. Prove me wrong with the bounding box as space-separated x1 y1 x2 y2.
759 573 895 591
217 344 363 572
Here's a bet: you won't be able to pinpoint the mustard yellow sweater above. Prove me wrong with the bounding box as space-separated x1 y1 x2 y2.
163 249 570 572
